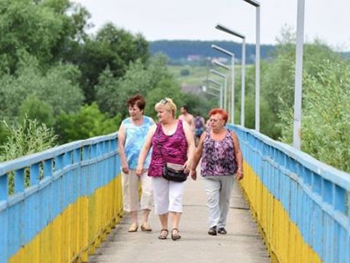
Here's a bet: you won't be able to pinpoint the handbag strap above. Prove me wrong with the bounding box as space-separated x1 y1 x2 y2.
156 125 164 162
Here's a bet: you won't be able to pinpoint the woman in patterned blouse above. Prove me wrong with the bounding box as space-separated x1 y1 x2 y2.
191 108 243 236
137 98 195 241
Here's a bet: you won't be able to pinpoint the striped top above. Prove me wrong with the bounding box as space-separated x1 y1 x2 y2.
148 120 188 177
200 129 237 176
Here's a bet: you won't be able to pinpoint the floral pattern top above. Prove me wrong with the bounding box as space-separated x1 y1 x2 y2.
200 129 237 176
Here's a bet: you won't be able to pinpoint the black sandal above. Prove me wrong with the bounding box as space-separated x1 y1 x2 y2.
158 229 168 240
218 227 227 234
171 228 181 241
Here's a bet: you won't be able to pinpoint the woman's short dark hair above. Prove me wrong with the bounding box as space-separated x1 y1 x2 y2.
127 94 146 111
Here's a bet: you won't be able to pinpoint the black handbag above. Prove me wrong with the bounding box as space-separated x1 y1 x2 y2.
156 128 188 182
162 162 188 182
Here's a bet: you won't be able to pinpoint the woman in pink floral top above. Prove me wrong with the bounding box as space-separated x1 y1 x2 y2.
191 108 243 236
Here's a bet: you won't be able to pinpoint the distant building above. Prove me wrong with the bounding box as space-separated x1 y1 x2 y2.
187 55 201 61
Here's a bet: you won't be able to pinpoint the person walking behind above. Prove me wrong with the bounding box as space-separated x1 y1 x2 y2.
136 98 195 241
194 114 205 146
179 105 195 134
118 94 155 233
191 108 244 236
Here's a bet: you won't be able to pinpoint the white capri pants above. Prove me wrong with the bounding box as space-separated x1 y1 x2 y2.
152 176 185 215
122 170 153 212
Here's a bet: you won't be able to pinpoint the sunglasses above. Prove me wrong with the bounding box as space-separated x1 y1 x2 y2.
160 98 169 105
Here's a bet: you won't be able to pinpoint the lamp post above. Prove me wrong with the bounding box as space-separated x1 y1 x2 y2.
206 78 223 108
208 77 226 108
210 69 227 111
243 0 260 131
293 0 305 150
215 24 246 127
202 85 220 98
211 44 235 123
213 61 234 123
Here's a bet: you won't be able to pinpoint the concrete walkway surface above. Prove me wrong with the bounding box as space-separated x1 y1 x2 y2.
88 177 270 263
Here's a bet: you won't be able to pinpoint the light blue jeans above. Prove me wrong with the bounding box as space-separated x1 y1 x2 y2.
203 175 234 228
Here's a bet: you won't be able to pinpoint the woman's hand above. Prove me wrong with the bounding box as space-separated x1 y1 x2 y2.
190 169 197 181
236 169 244 180
122 164 129 174
136 164 143 176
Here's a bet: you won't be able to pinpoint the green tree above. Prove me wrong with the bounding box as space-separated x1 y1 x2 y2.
0 0 89 73
78 23 149 103
279 59 350 172
261 28 342 138
0 53 84 119
18 94 55 127
55 102 121 143
96 53 180 119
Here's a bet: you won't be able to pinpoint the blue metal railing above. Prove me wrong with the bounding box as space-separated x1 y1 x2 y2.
229 124 350 263
1 125 350 263
0 132 122 263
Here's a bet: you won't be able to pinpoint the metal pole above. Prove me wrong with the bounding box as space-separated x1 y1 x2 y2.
224 76 227 110
255 5 260 131
214 24 245 126
213 60 231 113
210 69 227 110
241 38 246 126
206 79 222 108
243 0 260 131
293 0 305 150
231 56 235 124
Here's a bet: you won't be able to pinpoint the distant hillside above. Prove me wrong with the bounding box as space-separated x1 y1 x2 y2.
149 40 276 65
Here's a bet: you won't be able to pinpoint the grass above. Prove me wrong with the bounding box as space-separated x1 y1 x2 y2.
168 65 210 86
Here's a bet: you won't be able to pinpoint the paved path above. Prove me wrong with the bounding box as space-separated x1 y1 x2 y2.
89 177 270 263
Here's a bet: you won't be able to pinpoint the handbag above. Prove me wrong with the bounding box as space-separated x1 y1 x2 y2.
162 162 188 182
156 128 188 182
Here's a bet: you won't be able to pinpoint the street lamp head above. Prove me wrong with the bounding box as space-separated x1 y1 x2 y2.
215 24 245 40
207 78 221 87
210 69 227 79
211 44 234 57
243 0 260 7
213 60 230 70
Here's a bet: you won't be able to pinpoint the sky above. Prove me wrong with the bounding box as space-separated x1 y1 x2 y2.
73 0 350 51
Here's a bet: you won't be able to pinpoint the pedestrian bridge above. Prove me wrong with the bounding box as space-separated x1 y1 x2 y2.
0 125 349 263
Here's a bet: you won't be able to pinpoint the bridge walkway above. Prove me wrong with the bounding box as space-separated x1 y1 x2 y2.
89 177 270 263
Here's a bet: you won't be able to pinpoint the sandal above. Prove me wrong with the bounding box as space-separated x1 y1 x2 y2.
171 228 181 241
218 227 227 235
208 226 217 236
128 223 138 232
141 222 152 232
158 229 169 240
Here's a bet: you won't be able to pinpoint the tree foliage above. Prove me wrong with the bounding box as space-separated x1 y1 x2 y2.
0 52 84 119
55 103 121 143
77 23 149 103
279 60 350 172
261 27 343 139
0 115 57 161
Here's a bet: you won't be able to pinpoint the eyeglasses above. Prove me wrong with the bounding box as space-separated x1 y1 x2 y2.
160 98 169 105
209 118 222 123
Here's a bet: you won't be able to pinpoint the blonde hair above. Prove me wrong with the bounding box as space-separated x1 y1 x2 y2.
155 97 177 117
